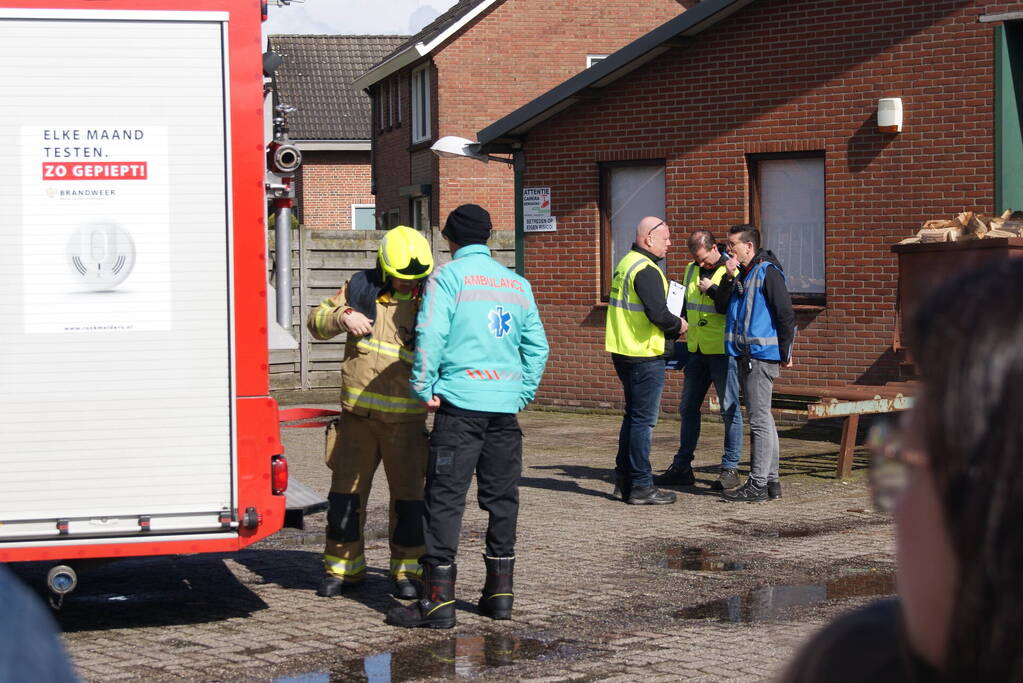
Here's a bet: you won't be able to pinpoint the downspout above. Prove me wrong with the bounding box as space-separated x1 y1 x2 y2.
513 149 525 275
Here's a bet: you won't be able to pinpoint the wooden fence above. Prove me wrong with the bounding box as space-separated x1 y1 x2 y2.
268 227 515 402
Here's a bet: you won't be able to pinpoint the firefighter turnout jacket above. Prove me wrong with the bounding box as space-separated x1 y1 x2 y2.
307 270 425 421
411 244 549 413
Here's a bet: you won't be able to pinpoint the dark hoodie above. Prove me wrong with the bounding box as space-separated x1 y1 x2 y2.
714 248 796 364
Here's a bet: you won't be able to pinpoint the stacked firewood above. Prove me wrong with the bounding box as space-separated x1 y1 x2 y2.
899 209 1023 243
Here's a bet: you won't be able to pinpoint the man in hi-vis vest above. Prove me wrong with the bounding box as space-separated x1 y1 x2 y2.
719 224 795 503
605 216 686 505
654 231 743 492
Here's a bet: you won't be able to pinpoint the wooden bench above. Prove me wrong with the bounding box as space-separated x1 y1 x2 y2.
709 382 916 478
776 383 916 478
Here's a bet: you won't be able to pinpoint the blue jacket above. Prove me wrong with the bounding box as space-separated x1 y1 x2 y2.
411 244 549 413
725 260 785 361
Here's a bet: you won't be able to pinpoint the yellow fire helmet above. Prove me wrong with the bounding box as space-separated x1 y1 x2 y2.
378 225 434 281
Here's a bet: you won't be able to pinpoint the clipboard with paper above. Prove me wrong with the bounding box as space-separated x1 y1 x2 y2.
666 279 686 318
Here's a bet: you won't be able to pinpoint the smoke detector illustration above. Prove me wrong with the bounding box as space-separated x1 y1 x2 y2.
66 222 136 291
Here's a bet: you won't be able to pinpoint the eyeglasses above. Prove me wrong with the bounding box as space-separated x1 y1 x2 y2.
646 220 666 236
866 415 926 514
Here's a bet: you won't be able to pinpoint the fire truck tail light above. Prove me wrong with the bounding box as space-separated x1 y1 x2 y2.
271 454 288 495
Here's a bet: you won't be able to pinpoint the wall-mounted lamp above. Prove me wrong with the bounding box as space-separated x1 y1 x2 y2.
878 97 903 133
431 135 514 165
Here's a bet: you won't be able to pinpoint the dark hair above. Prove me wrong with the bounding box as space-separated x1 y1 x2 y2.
687 230 715 253
728 223 760 251
908 258 1023 681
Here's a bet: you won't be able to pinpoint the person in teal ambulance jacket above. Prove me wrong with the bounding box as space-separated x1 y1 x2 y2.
386 204 549 629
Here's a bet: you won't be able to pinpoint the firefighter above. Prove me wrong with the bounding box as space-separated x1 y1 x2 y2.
307 225 433 599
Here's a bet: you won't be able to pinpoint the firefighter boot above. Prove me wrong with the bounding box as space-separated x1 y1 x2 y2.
477 555 515 620
384 563 456 629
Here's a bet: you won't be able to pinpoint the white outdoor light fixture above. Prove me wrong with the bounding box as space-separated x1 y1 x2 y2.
431 135 514 164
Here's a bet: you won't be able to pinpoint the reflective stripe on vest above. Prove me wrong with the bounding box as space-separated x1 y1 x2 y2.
356 337 415 364
605 250 668 357
341 386 425 414
324 553 367 577
684 263 726 355
725 262 781 360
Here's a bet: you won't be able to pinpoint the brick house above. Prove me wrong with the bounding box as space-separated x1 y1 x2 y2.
472 0 1023 410
353 0 691 234
268 35 406 230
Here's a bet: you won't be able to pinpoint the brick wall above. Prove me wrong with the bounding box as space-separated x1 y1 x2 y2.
296 150 373 230
373 0 687 232
517 0 1007 410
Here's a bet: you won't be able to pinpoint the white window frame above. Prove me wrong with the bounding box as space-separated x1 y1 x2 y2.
411 196 430 231
351 203 376 230
411 64 431 143
587 54 608 68
378 84 386 131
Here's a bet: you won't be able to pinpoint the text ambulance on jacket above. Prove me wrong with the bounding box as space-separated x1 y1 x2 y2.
411 245 549 413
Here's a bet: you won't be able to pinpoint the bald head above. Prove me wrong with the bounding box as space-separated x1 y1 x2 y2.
635 216 671 259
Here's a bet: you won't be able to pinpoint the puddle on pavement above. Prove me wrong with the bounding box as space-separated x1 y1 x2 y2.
675 570 895 623
659 546 747 572
274 635 585 682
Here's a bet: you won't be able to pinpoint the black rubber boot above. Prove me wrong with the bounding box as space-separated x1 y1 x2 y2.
478 555 515 620
384 563 456 629
316 574 358 597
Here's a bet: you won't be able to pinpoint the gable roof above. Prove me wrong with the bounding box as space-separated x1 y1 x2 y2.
268 34 408 144
352 0 502 90
477 0 755 149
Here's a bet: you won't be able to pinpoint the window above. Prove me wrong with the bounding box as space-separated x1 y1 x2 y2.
411 64 431 143
377 83 387 131
587 54 608 68
411 196 430 231
749 153 825 301
351 204 376 230
391 76 400 126
599 161 666 299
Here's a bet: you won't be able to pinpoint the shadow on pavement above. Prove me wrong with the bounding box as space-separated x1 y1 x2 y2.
234 549 399 617
10 554 268 632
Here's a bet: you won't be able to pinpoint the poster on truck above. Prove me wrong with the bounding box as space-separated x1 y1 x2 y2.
22 125 171 333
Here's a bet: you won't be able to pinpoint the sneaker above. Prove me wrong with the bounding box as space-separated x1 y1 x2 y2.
710 468 741 491
767 480 782 500
722 479 768 502
627 485 677 505
652 465 695 486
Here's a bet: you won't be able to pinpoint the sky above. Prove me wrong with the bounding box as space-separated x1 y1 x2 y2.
262 0 461 36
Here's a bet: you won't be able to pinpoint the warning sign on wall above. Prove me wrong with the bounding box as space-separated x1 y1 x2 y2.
523 186 556 233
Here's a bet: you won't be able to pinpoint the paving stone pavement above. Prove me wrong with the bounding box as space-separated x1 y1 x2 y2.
15 409 895 682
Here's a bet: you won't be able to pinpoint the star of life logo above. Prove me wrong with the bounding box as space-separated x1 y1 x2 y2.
488 306 511 338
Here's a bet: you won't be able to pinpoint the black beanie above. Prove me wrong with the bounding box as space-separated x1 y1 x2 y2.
442 204 492 246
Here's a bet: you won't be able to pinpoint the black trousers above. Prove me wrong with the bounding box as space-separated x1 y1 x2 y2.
421 410 522 567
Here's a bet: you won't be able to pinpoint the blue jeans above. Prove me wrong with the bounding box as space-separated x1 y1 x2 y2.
673 352 742 471
613 355 666 488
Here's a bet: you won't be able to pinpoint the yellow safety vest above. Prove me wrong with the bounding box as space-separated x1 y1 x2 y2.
684 263 727 355
605 250 668 357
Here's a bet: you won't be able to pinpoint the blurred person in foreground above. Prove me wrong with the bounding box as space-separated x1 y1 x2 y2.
0 565 78 682
782 258 1023 682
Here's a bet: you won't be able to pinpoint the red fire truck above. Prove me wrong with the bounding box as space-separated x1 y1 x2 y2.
0 0 290 600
